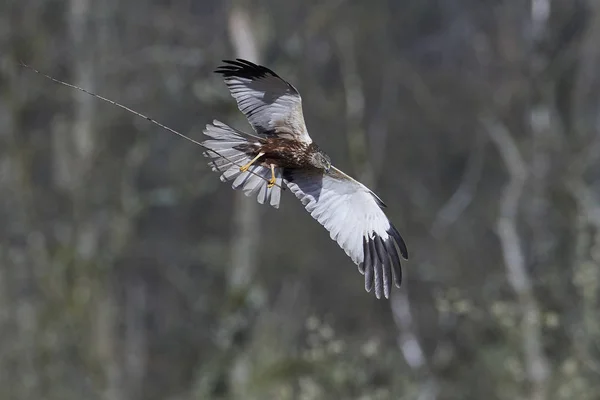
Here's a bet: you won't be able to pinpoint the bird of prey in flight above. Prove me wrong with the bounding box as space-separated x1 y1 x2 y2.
202 59 408 299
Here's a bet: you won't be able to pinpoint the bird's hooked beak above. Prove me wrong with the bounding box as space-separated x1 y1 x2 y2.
325 163 331 174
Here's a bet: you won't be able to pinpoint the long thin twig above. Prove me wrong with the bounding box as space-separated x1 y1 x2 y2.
19 61 285 190
431 132 486 237
391 291 439 400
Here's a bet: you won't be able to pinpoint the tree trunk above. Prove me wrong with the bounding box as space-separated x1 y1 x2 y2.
226 2 264 396
227 3 262 295
66 1 124 398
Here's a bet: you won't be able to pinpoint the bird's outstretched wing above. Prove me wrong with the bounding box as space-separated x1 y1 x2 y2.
215 59 313 144
284 167 408 299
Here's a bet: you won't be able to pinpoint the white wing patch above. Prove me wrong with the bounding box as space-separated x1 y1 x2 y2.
284 166 408 299
215 59 313 144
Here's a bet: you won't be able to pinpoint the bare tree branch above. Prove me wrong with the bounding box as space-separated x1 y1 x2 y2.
483 116 549 400
391 291 439 400
431 132 486 237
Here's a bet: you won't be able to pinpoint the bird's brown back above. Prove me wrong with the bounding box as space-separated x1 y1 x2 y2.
258 137 315 169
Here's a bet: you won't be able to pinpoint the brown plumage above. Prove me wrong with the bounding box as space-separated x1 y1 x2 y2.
235 138 330 171
201 59 408 300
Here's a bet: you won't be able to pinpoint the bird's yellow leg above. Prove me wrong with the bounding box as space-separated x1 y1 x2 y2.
267 164 276 188
239 152 265 172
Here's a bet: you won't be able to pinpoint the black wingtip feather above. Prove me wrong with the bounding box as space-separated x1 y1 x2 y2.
374 237 392 299
372 239 383 300
384 238 403 288
364 238 375 293
358 238 369 275
214 58 280 80
363 233 405 298
388 225 409 260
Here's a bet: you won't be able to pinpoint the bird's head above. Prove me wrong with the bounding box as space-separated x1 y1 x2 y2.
310 150 331 173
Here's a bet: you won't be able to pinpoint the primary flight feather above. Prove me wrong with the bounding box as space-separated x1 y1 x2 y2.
202 59 408 299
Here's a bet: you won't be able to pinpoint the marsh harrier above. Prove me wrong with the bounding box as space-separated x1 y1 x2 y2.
202 59 408 299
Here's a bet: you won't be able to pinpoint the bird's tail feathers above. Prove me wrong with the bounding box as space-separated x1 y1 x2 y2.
202 120 283 208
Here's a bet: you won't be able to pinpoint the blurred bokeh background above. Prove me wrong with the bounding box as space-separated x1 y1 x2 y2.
1 0 600 399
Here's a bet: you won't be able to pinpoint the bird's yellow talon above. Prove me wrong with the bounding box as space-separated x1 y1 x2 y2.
267 164 276 188
240 152 265 172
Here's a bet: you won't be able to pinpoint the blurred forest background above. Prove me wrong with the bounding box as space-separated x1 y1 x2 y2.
1 0 600 399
